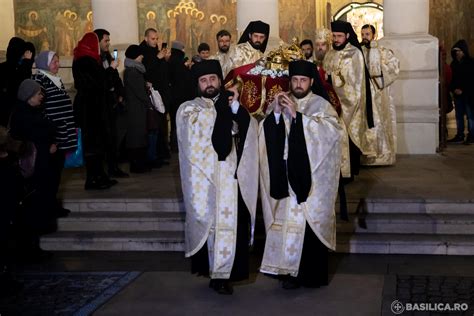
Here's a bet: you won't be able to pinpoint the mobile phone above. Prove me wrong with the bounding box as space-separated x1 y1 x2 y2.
162 43 168 49
113 49 118 60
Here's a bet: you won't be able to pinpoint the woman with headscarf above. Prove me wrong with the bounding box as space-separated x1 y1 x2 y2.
72 32 116 190
33 50 77 216
9 79 57 260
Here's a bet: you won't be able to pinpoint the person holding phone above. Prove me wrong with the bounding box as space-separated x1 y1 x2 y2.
94 29 128 179
139 28 172 166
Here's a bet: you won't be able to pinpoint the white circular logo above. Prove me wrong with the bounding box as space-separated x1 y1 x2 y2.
391 300 405 315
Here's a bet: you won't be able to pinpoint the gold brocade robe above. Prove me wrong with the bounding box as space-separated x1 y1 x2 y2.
229 41 264 69
210 48 235 79
177 97 259 279
324 43 374 156
259 93 343 276
361 43 400 166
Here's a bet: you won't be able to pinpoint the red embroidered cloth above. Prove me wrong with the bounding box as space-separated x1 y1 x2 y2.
225 63 289 118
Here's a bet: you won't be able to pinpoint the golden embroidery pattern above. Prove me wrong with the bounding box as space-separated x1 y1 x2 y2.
242 80 259 109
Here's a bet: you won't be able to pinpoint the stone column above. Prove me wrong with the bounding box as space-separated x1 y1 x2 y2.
91 0 139 73
0 0 15 57
91 0 139 49
380 0 439 154
237 0 280 49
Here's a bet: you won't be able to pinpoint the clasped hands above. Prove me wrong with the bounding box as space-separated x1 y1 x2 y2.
274 92 297 119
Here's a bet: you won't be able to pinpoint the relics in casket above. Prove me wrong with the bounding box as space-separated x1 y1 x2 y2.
225 38 304 120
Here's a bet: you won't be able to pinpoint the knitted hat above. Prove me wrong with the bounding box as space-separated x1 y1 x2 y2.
171 40 185 51
35 51 57 71
17 79 42 102
125 45 143 59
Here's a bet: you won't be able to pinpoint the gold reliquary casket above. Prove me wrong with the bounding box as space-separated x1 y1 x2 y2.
225 38 304 119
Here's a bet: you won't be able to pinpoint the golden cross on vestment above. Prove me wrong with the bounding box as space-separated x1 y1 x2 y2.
220 247 231 259
194 180 204 193
287 244 298 257
269 242 278 253
191 141 203 153
290 206 302 217
221 207 232 219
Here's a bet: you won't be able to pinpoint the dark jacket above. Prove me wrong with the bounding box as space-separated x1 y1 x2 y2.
123 59 152 149
101 51 125 112
139 40 171 110
9 101 55 183
0 37 34 126
9 100 57 232
167 48 194 108
450 40 474 100
72 56 108 155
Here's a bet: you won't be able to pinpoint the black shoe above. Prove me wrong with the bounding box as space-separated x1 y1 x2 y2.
447 135 464 143
148 160 163 169
85 177 112 190
282 276 300 290
209 279 233 295
55 207 71 218
130 163 150 173
106 178 119 186
109 167 129 178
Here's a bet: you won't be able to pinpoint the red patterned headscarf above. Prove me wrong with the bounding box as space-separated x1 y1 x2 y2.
73 32 100 63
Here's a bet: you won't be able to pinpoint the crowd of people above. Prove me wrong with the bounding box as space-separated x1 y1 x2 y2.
1 16 471 298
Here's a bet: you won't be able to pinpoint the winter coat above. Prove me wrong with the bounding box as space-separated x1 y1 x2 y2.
0 37 34 126
123 59 152 149
450 40 474 101
139 40 171 110
72 56 108 155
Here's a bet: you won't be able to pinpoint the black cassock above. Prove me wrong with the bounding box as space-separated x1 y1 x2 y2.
191 93 251 282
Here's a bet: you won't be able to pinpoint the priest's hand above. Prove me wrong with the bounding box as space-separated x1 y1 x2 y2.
226 85 240 105
273 92 286 114
280 93 297 119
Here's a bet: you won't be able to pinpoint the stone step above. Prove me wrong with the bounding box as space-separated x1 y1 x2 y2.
61 198 474 214
62 198 184 213
361 199 474 214
57 212 185 232
336 213 474 234
336 233 474 255
41 231 185 252
41 231 474 255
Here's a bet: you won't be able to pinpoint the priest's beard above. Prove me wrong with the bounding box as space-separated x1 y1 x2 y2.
315 50 326 62
291 85 312 99
333 40 348 51
199 85 220 99
304 51 313 60
361 38 371 48
219 45 230 53
249 40 263 50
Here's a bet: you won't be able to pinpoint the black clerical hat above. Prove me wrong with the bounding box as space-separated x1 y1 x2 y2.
237 20 270 53
331 20 351 33
289 60 315 79
192 59 223 81
330 20 362 51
